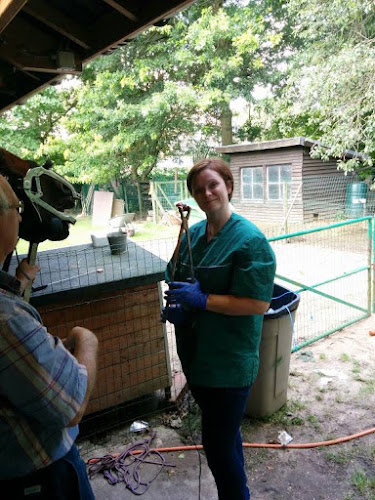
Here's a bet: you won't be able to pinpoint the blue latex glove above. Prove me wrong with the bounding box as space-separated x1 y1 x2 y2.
161 303 190 326
165 280 208 310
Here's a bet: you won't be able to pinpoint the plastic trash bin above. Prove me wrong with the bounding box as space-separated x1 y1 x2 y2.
245 284 300 417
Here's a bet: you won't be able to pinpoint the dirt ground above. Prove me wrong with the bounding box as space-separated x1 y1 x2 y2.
172 313 375 500
242 313 375 500
81 314 375 500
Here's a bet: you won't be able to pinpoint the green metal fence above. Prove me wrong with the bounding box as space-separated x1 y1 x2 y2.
268 216 372 352
150 181 189 224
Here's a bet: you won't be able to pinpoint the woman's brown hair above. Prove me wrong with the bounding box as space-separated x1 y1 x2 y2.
186 158 234 201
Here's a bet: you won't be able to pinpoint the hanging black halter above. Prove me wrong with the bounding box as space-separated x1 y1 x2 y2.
1 157 79 274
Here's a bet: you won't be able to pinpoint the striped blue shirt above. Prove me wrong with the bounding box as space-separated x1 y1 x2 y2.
0 271 88 479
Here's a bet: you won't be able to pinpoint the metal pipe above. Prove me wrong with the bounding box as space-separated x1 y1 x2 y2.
367 217 372 314
275 273 369 313
268 216 372 242
291 314 369 352
293 266 369 294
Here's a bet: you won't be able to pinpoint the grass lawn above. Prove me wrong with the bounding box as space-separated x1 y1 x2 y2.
16 215 181 255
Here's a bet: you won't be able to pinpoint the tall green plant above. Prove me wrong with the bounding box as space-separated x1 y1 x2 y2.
45 0 293 183
261 0 375 173
1 1 295 183
0 86 75 162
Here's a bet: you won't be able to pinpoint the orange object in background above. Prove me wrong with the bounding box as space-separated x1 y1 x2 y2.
368 330 375 336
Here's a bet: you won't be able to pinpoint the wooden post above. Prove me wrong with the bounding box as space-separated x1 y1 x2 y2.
123 183 129 213
174 168 178 195
136 182 143 218
280 182 302 235
150 182 156 223
283 182 289 236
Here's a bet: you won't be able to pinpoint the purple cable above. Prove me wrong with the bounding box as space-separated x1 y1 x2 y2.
87 431 175 495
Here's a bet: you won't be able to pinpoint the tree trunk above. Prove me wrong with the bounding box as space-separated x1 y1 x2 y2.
212 0 224 13
220 102 233 146
136 182 144 218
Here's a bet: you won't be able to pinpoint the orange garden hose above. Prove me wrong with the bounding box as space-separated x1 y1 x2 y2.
87 426 375 464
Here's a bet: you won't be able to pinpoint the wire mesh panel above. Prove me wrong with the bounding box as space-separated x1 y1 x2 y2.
10 208 372 435
269 218 371 351
37 285 171 415
10 240 173 296
154 181 187 211
302 174 354 223
150 181 189 224
9 238 182 436
241 175 373 239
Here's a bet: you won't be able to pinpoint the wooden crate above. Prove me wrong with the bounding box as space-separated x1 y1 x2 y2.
37 283 171 415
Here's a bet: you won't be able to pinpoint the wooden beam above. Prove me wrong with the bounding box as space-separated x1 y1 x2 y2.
23 0 91 50
0 56 41 82
0 0 28 34
0 74 63 114
86 0 196 63
0 46 82 74
0 15 83 73
101 0 138 22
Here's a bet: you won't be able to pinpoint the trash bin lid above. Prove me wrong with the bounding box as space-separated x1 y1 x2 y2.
265 283 300 320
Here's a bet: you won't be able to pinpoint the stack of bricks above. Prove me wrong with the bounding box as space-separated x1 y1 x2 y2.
37 283 171 415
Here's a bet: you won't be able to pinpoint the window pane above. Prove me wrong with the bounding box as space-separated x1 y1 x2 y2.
253 184 263 199
243 185 251 199
242 168 252 182
268 166 279 182
268 184 279 199
241 167 264 200
281 165 292 182
254 167 263 183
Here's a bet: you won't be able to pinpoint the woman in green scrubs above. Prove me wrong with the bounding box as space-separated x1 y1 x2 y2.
165 158 276 500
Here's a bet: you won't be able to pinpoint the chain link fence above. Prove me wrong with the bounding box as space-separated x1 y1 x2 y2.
14 174 373 442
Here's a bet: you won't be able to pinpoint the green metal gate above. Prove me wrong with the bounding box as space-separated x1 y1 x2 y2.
268 216 372 352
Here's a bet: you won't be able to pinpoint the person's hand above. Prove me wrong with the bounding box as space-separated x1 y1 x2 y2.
61 336 74 353
165 280 208 310
16 258 40 283
16 258 41 294
63 326 98 354
62 329 78 353
161 303 190 326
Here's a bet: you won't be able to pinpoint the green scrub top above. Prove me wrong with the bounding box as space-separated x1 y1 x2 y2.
166 212 276 388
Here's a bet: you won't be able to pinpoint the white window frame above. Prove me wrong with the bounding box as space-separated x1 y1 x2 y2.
241 167 264 201
267 164 292 201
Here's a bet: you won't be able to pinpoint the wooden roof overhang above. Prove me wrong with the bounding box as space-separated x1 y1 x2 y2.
0 0 196 113
217 137 366 161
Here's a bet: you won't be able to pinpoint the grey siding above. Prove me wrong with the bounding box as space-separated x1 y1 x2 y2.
302 150 340 176
229 147 304 223
221 139 364 226
301 150 351 222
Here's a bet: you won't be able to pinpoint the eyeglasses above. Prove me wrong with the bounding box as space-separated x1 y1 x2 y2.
8 200 24 214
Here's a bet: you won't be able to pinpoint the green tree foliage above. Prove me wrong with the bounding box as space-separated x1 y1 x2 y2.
168 0 293 145
51 63 198 183
0 0 294 183
0 86 75 162
261 0 375 172
45 0 292 184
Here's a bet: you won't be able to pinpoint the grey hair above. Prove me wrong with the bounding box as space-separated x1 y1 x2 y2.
0 181 10 215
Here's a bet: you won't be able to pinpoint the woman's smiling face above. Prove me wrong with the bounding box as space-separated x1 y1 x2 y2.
191 168 232 215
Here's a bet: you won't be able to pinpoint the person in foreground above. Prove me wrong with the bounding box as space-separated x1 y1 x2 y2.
0 174 98 499
164 158 276 500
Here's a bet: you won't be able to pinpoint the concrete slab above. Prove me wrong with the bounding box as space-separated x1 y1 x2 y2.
81 426 217 500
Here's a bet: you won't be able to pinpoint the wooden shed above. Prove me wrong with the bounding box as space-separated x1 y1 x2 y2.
216 137 364 225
